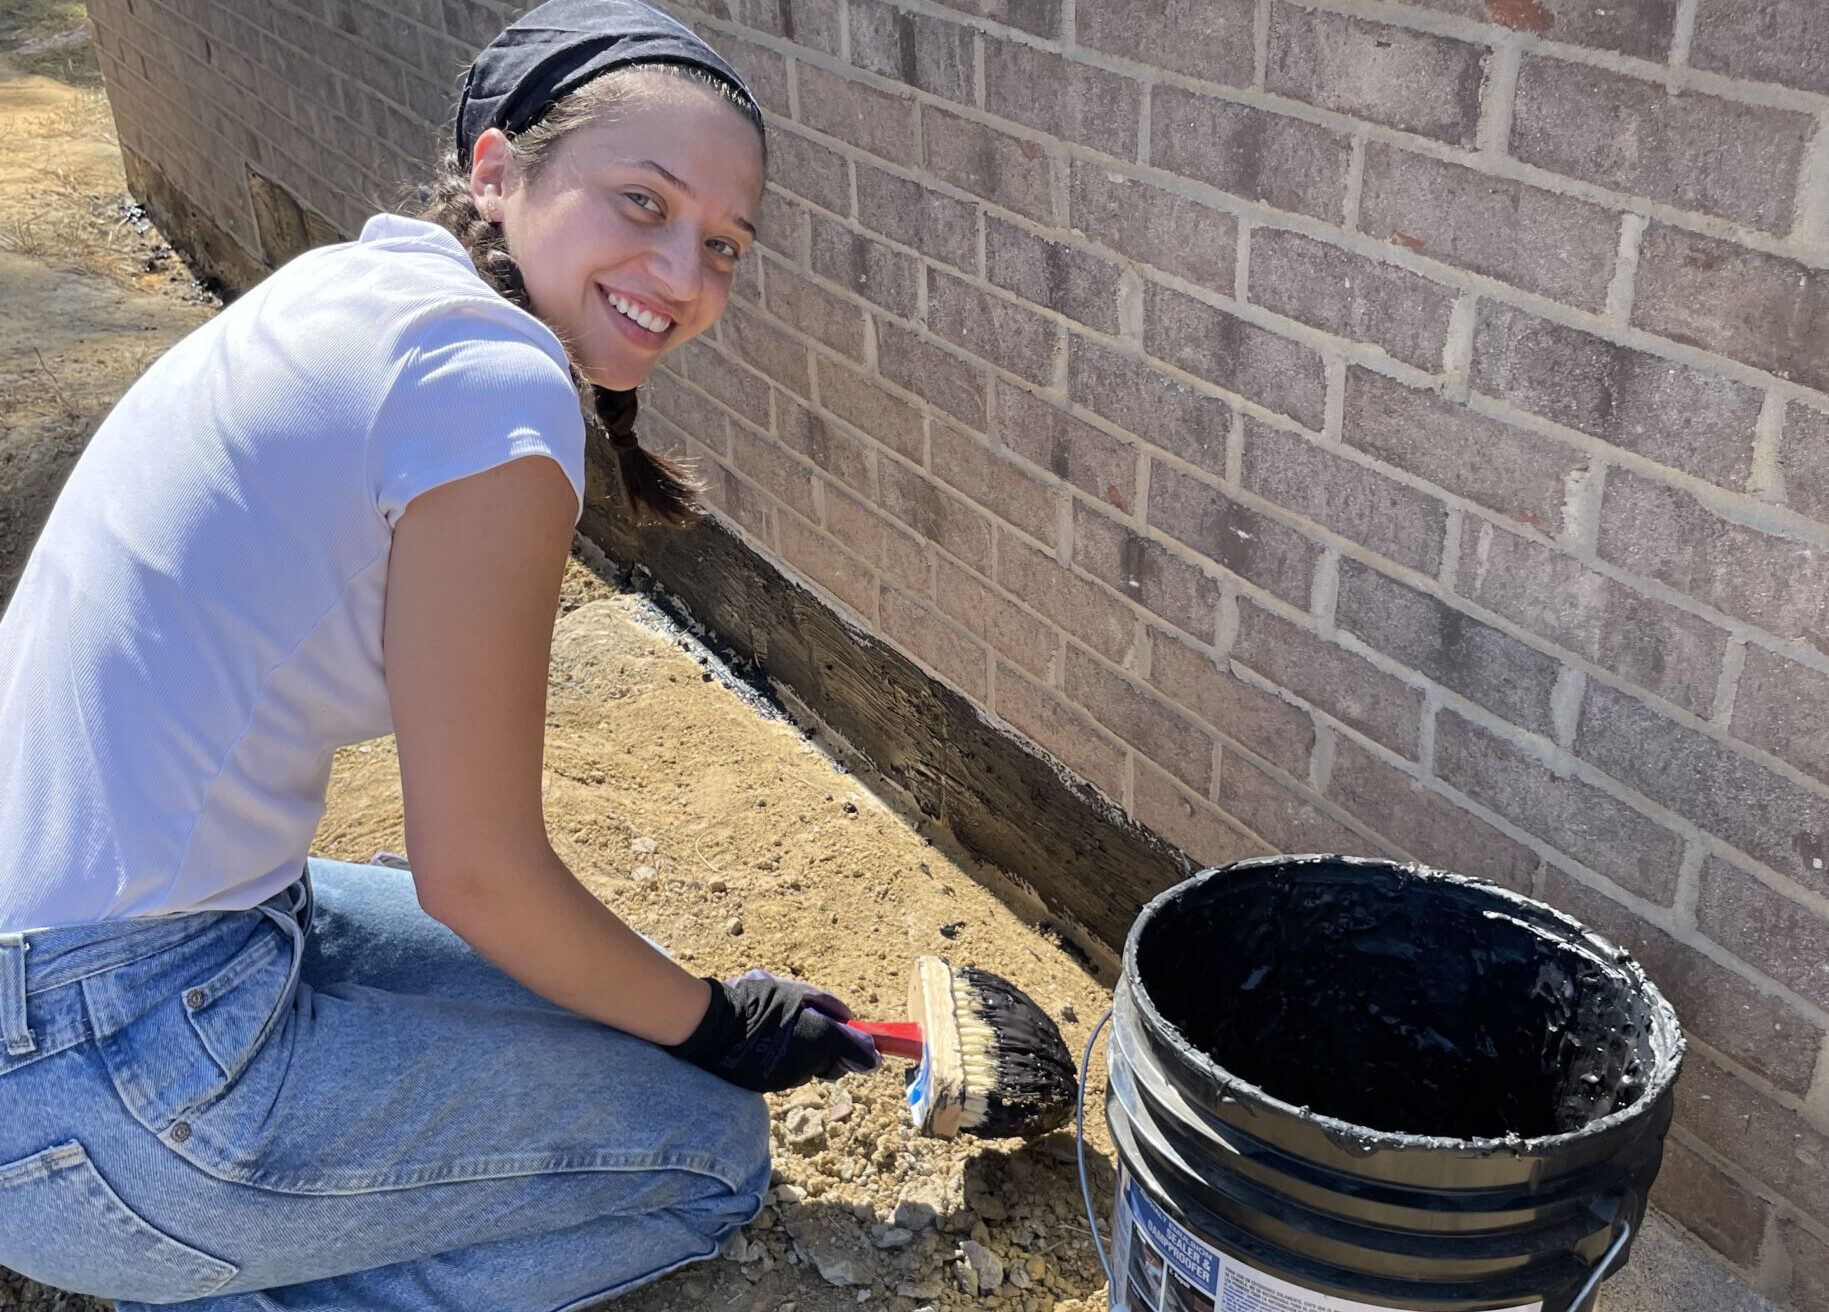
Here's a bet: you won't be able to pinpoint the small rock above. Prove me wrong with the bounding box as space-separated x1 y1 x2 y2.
631 864 658 880
775 1184 808 1204
969 1190 1008 1222
725 917 744 937
960 1239 1004 1295
1009 1266 1031 1289
897 1279 944 1300
784 1107 825 1149
893 1177 946 1231
708 877 727 893
1059 1000 1078 1024
828 1087 855 1122
953 1262 979 1295
631 837 659 854
871 1226 915 1249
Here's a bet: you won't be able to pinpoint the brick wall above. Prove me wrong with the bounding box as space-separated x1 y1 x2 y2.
85 0 1829 1302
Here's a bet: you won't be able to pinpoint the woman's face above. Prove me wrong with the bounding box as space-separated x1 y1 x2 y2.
473 76 765 391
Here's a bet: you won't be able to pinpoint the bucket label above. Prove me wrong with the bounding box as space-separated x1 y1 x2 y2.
1110 1167 1542 1312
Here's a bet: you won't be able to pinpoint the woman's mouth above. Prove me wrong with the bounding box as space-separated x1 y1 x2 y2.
602 288 675 346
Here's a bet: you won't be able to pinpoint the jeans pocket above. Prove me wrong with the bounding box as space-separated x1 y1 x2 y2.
181 920 294 1086
0 1140 238 1300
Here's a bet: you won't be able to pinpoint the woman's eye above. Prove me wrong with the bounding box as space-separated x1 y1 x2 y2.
624 192 660 213
708 239 740 260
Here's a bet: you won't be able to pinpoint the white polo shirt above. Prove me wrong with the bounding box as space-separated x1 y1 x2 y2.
0 214 587 931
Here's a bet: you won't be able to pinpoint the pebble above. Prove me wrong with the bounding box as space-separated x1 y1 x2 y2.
870 1225 915 1249
708 877 727 893
631 864 658 880
775 1184 808 1204
959 1239 1004 1295
1059 1000 1078 1023
631 836 658 854
784 1107 825 1148
725 917 744 936
828 1087 855 1122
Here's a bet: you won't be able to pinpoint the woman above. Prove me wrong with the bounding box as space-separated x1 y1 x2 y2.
0 1 878 1306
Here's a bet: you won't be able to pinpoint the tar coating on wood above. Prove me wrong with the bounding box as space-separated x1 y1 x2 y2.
579 495 1192 959
1136 857 1657 1138
953 965 1078 1138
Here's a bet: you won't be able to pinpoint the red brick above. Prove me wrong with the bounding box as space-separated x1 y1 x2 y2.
994 662 1128 801
720 304 812 396
817 360 925 460
1241 420 1447 575
1078 0 1253 85
927 268 1062 388
1677 1049 1829 1224
1065 645 1215 793
1072 501 1221 642
1732 645 1829 788
1068 337 1232 476
931 420 1057 544
1268 4 1488 147
811 215 919 319
768 128 851 214
1470 305 1762 490
1337 560 1561 736
1219 754 1386 857
1598 470 1829 648
880 586 988 700
1513 55 1814 233
997 535 1137 665
875 322 987 430
1436 710 1683 904
714 31 790 118
1232 600 1425 758
924 0 1060 39
1698 856 1829 1012
1150 86 1352 224
987 217 1123 334
757 188 807 261
1132 759 1268 870
1648 1138 1771 1269
796 63 918 165
1784 402 1829 525
778 394 872 496
1148 464 1317 608
934 555 1056 680
822 484 928 595
729 422 817 520
856 163 979 274
778 512 878 617
995 382 1140 513
765 260 870 361
848 0 974 103
922 105 1057 226
982 38 1141 161
1144 287 1328 431
1459 519 1727 717
1150 630 1315 778
1576 682 1829 897
1781 1219 1829 1312
879 460 993 574
1633 224 1829 396
1692 0 1829 97
1345 369 1582 536
1358 144 1619 312
1069 162 1236 295
678 338 772 426
1404 0 1676 60
1249 228 1455 371
1329 739 1537 891
1539 864 1822 1098
644 368 731 455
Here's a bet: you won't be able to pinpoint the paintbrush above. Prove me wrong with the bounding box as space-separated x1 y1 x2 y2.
847 955 1079 1139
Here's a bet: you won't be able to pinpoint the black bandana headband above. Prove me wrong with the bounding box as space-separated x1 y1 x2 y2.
455 0 763 163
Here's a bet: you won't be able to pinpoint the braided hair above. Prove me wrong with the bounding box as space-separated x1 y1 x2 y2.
421 63 765 526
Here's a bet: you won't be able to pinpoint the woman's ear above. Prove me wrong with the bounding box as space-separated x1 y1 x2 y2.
468 128 515 219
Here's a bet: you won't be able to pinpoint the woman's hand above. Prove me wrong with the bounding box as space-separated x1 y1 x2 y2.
666 971 882 1093
382 454 712 1046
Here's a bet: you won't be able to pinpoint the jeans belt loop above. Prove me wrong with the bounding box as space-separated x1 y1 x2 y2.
0 933 35 1056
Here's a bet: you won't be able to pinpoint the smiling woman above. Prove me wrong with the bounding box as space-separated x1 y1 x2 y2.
0 2 881 1308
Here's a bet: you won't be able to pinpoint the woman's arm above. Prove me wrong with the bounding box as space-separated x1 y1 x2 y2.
381 455 712 1046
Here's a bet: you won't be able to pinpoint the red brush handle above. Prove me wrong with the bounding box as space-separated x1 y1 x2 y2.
848 1020 925 1060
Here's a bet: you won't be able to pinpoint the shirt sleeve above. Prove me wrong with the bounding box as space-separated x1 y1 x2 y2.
368 299 588 527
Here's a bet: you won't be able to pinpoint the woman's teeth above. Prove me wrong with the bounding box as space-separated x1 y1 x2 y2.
609 293 671 334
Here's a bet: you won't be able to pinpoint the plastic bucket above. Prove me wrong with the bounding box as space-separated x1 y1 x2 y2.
1096 855 1684 1312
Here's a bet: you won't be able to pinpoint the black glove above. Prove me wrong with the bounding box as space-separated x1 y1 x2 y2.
665 970 882 1093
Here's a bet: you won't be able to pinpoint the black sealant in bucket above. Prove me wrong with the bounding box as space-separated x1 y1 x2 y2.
1091 855 1684 1312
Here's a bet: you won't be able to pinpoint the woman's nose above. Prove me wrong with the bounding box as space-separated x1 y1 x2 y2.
644 226 703 308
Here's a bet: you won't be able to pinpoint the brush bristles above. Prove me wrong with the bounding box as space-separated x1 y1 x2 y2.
950 965 1079 1138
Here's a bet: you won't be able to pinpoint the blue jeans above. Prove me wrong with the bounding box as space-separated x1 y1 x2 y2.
0 858 770 1309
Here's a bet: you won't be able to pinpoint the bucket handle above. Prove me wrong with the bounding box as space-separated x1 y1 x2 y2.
1076 1007 1122 1309
1566 1209 1633 1312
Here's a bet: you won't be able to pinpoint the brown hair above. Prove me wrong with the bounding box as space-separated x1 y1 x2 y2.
420 64 765 526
